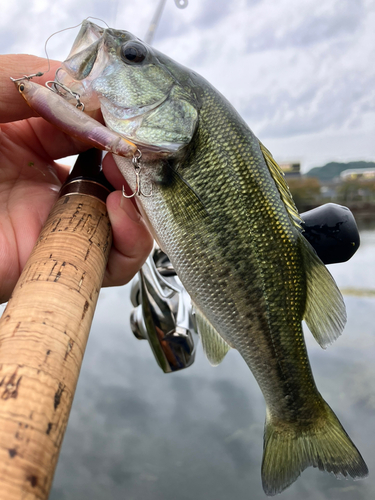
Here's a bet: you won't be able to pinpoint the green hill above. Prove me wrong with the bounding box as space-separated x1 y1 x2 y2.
306 161 375 182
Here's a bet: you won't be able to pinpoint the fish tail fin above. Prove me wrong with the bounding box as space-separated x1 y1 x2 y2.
261 400 368 496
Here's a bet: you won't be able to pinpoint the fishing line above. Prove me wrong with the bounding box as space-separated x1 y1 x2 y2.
43 17 110 76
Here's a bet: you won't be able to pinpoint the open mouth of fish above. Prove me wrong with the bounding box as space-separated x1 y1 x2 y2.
55 20 171 154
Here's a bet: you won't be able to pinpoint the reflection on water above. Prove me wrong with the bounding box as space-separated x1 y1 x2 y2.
50 230 375 500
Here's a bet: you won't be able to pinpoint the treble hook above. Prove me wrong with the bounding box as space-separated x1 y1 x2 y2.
45 70 85 110
122 150 153 199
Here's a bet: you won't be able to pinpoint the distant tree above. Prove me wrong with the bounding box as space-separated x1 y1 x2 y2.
336 180 375 203
336 181 362 203
306 161 375 182
287 177 321 211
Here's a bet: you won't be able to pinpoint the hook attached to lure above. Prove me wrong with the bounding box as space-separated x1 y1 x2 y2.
122 149 153 198
45 77 85 111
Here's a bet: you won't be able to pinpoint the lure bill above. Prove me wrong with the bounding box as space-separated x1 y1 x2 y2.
13 79 138 158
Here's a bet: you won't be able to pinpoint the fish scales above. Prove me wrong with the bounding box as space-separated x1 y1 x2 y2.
140 83 316 420
58 20 368 495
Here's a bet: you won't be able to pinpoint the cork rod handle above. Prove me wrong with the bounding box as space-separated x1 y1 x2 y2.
0 182 112 499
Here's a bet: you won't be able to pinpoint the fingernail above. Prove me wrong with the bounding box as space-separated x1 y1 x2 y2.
120 195 141 222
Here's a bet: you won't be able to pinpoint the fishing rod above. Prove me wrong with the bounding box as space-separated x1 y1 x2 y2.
144 0 188 45
0 149 113 499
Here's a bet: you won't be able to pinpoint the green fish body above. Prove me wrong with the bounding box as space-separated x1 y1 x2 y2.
60 21 368 495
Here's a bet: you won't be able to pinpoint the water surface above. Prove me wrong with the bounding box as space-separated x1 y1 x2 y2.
50 229 375 500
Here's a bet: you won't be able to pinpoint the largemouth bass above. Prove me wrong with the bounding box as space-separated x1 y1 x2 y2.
58 20 368 495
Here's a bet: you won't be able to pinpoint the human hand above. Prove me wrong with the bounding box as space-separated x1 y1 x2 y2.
0 54 153 303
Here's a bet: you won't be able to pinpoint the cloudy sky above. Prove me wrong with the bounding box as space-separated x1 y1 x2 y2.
1 0 374 172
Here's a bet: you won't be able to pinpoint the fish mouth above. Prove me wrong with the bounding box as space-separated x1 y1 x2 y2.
58 21 113 111
66 20 105 61
63 20 105 83
58 20 174 155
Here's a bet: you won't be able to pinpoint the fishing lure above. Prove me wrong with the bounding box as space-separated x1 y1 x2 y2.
11 77 137 158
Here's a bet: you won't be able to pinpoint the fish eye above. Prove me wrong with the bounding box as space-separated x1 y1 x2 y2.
120 41 147 64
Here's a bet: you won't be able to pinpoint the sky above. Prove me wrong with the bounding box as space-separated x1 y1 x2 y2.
1 0 375 172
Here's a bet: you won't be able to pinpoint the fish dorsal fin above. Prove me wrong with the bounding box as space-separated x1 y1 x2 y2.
259 142 303 231
300 235 347 348
259 142 346 347
194 307 231 366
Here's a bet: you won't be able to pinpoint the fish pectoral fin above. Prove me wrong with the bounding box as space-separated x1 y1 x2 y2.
162 163 211 224
194 307 231 366
259 142 303 231
262 400 368 496
300 234 347 348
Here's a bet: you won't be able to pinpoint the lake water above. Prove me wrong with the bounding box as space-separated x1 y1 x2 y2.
50 227 375 500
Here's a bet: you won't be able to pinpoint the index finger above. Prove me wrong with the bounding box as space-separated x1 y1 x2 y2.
0 54 61 123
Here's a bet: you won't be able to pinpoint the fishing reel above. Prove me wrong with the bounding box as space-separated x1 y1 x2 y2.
130 246 197 373
130 203 360 373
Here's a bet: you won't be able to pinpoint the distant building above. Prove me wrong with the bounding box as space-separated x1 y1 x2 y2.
278 162 301 177
340 168 375 181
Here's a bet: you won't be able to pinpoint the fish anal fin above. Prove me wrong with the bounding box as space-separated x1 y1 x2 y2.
194 307 231 366
262 400 368 496
300 235 347 348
